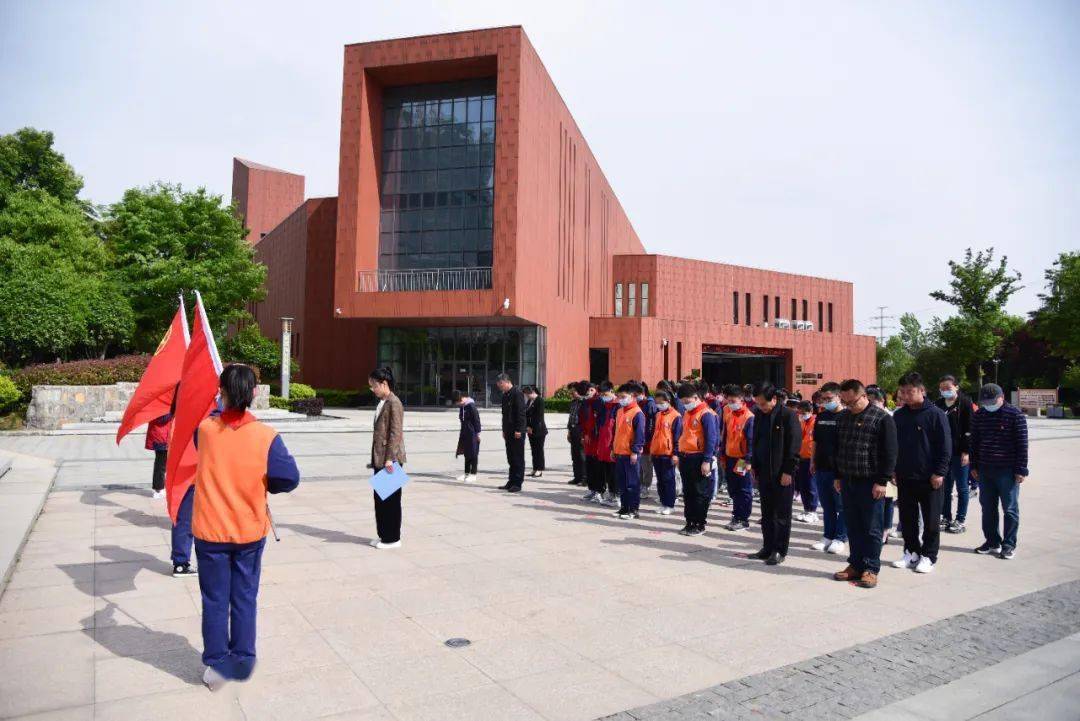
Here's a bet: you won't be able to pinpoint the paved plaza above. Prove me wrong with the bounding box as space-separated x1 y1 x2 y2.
0 411 1078 720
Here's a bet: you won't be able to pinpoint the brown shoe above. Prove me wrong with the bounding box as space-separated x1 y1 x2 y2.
857 571 878 588
833 565 859 581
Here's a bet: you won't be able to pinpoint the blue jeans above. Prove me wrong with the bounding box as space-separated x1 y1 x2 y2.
616 455 641 513
195 537 265 680
725 458 754 522
815 470 846 541
978 466 1019 549
653 455 677 508
841 479 884 574
171 486 194 565
795 459 819 512
943 453 970 523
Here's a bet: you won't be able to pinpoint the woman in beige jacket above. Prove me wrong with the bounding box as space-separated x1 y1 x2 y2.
368 367 406 549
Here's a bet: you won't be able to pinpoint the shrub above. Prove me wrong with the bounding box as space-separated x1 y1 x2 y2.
544 397 572 413
269 395 290 410
11 355 151 399
290 397 324 416
289 382 316 400
317 388 361 407
0 375 20 413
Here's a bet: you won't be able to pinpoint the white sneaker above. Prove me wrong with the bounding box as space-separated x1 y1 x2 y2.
203 665 229 692
375 540 401 550
915 556 935 574
826 539 847 555
811 537 829 551
892 551 919 569
456 474 467 482
464 474 476 483
793 511 806 523
152 490 164 500
601 494 620 507
582 491 596 501
803 512 819 524
369 538 381 548
658 506 674 515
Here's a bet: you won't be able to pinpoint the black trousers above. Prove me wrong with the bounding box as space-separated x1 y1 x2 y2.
568 427 586 483
152 449 167 491
373 487 402 544
759 474 795 556
602 461 617 495
463 454 478 475
504 434 526 487
586 456 604 493
898 478 944 562
528 432 546 471
681 456 712 527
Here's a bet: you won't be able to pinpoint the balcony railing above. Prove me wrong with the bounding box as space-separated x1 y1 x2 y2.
358 267 493 292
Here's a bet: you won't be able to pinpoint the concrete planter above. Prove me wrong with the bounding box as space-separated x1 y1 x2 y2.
26 383 270 430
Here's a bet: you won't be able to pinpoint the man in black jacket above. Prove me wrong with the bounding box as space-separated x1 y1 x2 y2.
832 379 898 589
935 374 973 533
497 373 527 492
892 372 951 574
524 385 548 477
566 381 588 486
745 381 802 566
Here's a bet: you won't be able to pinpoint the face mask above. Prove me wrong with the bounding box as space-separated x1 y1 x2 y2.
941 389 956 399
981 400 1003 413
602 393 615 402
683 399 699 410
636 394 645 401
800 413 812 421
656 402 670 411
727 401 742 411
617 397 631 407
822 400 840 412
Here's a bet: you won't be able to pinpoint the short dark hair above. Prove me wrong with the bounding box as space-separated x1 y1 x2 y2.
654 390 671 403
819 381 841 394
495 372 512 383
676 382 699 400
220 364 257 411
574 380 590 396
839 379 865 394
369 366 395 390
898 371 924 388
798 400 814 412
722 383 742 397
751 381 776 400
599 380 614 393
939 374 957 385
617 382 636 394
451 390 464 403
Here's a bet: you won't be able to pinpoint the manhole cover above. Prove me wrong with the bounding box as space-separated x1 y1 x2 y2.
444 637 471 648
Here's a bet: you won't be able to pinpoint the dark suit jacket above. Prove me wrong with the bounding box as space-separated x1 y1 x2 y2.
457 401 482 457
501 386 527 436
370 393 406 468
526 396 548 436
750 403 801 482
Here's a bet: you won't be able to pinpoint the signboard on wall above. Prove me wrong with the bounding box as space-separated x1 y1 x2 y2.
1016 388 1058 409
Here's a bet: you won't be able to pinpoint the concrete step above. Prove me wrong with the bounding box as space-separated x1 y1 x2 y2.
60 407 312 430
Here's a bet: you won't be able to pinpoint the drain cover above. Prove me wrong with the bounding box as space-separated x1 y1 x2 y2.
444 637 471 648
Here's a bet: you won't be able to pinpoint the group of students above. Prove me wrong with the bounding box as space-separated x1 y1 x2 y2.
557 372 1029 589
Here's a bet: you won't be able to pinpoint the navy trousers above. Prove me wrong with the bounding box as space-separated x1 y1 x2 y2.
653 455 677 508
724 457 753 522
616 455 640 513
171 486 194 565
195 537 266 680
841 479 885 574
795 459 819 512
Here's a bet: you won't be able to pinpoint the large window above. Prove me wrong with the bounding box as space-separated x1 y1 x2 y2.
377 326 544 407
641 283 649 317
379 79 496 273
614 283 624 317
628 283 637 317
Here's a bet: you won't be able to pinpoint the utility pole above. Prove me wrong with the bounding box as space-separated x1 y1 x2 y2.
874 306 896 345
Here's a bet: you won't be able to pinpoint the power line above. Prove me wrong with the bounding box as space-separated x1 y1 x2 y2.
873 306 896 345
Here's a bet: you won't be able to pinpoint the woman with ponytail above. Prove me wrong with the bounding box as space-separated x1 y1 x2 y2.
368 366 406 548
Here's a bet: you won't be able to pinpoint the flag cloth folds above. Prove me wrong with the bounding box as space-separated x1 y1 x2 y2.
115 298 190 444
165 291 223 522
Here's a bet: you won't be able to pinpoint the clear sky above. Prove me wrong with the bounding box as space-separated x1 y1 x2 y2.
2 0 1077 336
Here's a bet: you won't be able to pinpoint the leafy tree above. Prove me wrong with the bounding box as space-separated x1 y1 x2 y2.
0 128 83 210
897 313 928 357
876 336 912 391
930 248 1022 385
106 184 267 349
1031 251 1080 360
219 320 297 382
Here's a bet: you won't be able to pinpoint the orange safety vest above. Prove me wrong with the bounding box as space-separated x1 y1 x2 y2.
192 413 278 544
649 407 681 456
678 403 716 455
613 403 643 455
799 414 816 460
724 406 752 459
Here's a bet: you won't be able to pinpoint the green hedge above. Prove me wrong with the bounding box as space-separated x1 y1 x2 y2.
11 355 151 399
544 397 572 413
289 382 316 400
0 375 20 413
269 395 290 410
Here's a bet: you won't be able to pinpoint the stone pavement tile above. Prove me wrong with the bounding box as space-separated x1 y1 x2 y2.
4 561 93 590
409 605 528 643
502 659 660 721
260 558 349 585
93 685 244 721
977 672 1080 721
457 632 590 682
319 705 399 721
349 647 492 704
387 683 543 721
253 629 346 676
294 591 399 630
321 617 446 666
540 621 668 663
598 643 737 699
1 705 94 720
92 588 199 625
94 646 203 703
0 600 92 640
0 631 94 718
91 614 202 659
236 663 381 720
257 603 317 638
0 580 91 612
382 585 483 617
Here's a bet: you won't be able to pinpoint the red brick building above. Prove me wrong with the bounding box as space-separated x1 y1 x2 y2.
234 26 876 406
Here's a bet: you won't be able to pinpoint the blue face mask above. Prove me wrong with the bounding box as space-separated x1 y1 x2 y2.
823 400 840 412
617 397 631 407
981 400 1003 413
941 389 957 399
656 402 670 411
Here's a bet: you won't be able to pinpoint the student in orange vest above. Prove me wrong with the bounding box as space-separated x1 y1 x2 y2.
612 382 647 519
649 390 683 515
595 381 620 506
676 383 719 536
794 400 820 524
720 384 755 532
193 364 300 691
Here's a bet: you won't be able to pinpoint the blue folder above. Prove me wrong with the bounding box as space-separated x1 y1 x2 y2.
369 462 410 500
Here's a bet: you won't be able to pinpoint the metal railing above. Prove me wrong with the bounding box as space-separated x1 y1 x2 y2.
358 267 493 292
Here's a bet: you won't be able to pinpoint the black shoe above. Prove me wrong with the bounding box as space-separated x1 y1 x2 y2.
947 520 966 534
975 542 1002 555
765 552 785 566
498 483 512 490
172 563 196 578
567 479 580 485
939 518 950 530
746 548 770 560
686 525 706 537
506 485 522 493
999 546 1016 560
534 471 543 478
678 524 693 535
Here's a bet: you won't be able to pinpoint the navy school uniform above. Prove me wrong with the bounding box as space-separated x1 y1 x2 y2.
649 408 683 509
613 402 646 514
677 405 720 528
456 400 482 475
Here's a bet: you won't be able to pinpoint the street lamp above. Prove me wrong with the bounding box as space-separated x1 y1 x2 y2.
992 358 1001 385
280 317 294 399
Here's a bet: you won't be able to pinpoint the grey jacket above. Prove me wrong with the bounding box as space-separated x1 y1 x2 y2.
370 393 406 469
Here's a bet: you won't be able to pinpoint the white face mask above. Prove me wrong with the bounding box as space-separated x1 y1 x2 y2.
617 397 631 407
601 393 615 402
800 413 812 421
981 400 1003 413
683 399 699 410
727 401 742 411
656 402 670 411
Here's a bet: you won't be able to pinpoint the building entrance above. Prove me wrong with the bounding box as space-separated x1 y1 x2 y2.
701 345 789 389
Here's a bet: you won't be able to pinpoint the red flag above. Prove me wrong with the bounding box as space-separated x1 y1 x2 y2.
165 291 223 522
115 298 190 444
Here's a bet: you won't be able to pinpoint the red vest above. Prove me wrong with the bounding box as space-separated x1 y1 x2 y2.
596 399 619 463
799 415 816 459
